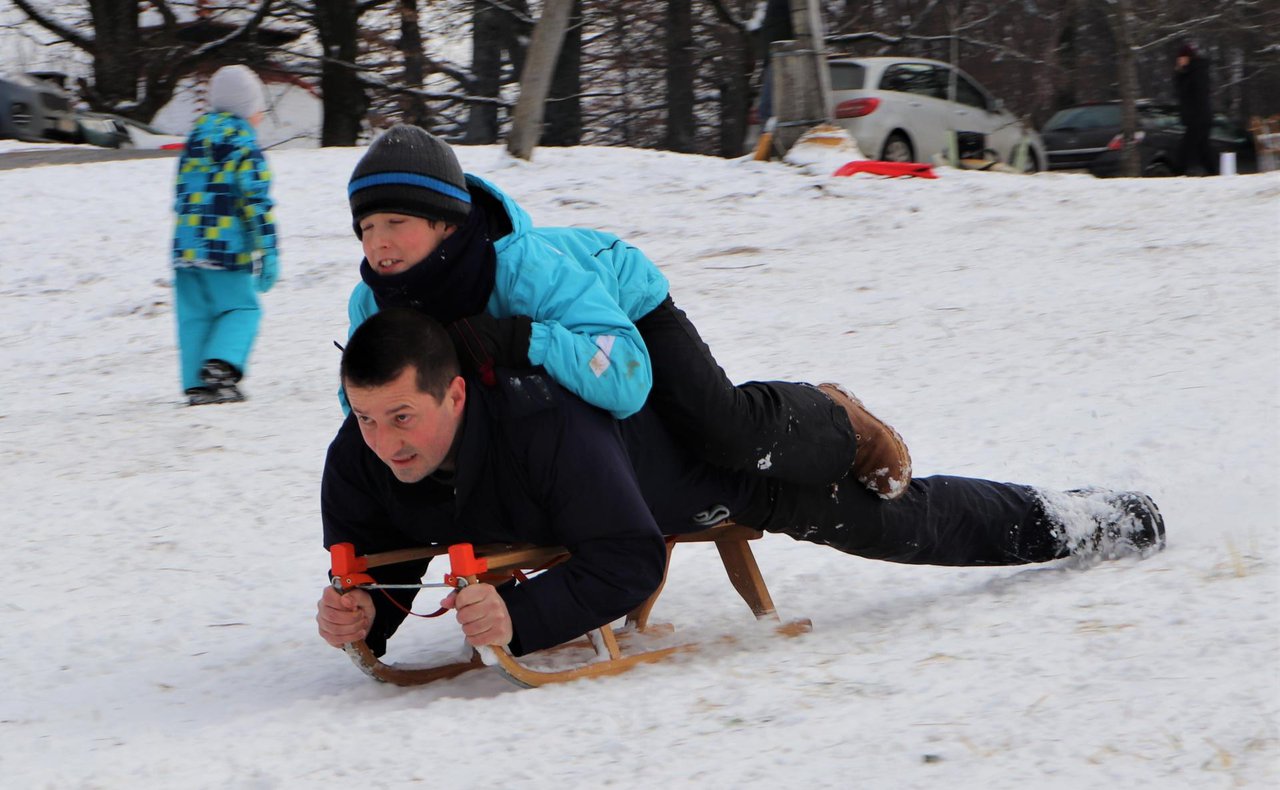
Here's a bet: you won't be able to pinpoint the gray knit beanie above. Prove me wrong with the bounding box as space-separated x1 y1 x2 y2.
209 65 267 120
348 124 472 237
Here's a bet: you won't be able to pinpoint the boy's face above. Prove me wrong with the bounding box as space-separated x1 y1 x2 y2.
359 213 457 277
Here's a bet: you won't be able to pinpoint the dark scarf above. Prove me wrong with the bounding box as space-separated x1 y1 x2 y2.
360 196 497 324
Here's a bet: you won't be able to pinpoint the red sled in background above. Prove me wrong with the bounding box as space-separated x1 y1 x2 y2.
834 160 938 179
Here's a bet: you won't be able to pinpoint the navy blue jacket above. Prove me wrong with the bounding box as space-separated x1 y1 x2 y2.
321 370 761 656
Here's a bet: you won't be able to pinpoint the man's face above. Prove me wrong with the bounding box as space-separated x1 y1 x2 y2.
346 366 466 483
359 213 457 277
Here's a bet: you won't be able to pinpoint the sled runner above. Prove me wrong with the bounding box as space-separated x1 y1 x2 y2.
329 522 810 688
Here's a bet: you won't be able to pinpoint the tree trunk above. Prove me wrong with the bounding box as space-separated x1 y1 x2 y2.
314 0 367 146
507 0 575 160
1052 0 1081 111
704 0 757 159
664 0 696 153
88 0 143 111
542 0 583 147
716 21 753 159
1100 0 1142 177
399 0 432 128
466 0 505 143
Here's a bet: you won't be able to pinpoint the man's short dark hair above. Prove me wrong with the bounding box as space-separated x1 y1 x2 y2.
341 308 461 399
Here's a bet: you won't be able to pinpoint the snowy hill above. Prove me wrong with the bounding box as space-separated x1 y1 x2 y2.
1 144 1277 788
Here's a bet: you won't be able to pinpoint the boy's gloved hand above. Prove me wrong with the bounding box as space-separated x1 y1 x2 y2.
255 251 279 293
447 313 533 375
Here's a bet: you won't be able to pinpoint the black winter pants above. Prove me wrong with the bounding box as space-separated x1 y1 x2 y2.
1178 121 1217 175
754 474 1067 566
635 296 857 486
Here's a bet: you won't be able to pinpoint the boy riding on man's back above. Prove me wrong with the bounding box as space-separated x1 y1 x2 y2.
343 124 910 498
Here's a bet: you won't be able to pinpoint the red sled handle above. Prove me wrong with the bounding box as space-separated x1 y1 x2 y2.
329 542 490 590
444 543 488 586
329 542 374 591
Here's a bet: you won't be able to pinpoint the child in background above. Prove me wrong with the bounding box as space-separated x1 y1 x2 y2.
172 64 280 405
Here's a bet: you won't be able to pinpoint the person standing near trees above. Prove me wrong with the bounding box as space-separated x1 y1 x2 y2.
1174 41 1215 176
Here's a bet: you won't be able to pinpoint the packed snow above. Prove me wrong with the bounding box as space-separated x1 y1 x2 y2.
1 140 1277 788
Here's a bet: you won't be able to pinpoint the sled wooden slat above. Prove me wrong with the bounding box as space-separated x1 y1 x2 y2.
342 522 808 688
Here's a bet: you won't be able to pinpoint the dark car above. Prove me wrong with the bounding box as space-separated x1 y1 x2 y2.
0 72 79 142
1042 101 1256 177
74 112 186 150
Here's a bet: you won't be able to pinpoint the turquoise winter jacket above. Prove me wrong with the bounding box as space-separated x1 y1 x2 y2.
346 175 669 419
172 112 277 272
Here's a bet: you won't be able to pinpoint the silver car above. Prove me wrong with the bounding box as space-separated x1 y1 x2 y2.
825 56 1045 170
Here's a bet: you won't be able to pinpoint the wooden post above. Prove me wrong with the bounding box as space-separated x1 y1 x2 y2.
789 0 832 115
770 0 832 153
506 0 574 161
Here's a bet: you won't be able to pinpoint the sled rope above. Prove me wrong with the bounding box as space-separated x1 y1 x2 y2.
374 586 448 619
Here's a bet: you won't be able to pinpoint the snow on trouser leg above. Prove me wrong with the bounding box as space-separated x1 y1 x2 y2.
757 475 1164 567
1034 488 1166 560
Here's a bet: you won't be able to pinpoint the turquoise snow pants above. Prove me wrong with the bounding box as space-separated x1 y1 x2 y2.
174 268 261 391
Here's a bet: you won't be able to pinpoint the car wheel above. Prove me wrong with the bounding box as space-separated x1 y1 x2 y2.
880 132 914 163
1144 160 1174 178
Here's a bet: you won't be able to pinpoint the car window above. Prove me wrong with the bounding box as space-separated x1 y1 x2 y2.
1043 105 1122 131
878 64 944 100
1211 115 1245 143
951 73 989 110
829 63 866 91
1134 105 1179 131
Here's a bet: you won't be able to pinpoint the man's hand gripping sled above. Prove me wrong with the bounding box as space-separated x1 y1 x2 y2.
327 523 811 689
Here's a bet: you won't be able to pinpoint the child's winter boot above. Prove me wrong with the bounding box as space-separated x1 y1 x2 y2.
190 359 246 404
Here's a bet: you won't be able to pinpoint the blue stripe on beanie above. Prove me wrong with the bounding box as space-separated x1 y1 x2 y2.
349 172 472 204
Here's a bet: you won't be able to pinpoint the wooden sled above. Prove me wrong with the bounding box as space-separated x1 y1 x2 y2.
329 522 811 689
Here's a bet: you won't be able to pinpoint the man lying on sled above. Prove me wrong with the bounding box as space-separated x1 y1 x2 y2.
316 308 1164 658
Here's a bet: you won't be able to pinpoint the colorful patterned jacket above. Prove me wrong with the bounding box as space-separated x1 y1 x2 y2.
172 112 277 273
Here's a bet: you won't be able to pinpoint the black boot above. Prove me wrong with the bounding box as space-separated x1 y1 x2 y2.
190 360 246 405
1042 488 1166 560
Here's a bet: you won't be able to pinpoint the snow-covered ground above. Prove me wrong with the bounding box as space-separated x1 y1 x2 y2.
1 142 1276 788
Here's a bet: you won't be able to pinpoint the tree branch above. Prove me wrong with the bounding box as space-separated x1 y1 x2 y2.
706 0 748 34
11 0 93 52
152 0 180 29
179 0 277 64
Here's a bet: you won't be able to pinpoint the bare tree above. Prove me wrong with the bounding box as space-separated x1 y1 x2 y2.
1096 0 1143 176
508 0 575 159
465 0 531 142
542 0 584 146
16 0 1274 158
398 0 431 127
704 0 758 158
307 0 375 145
12 0 276 120
664 0 696 152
